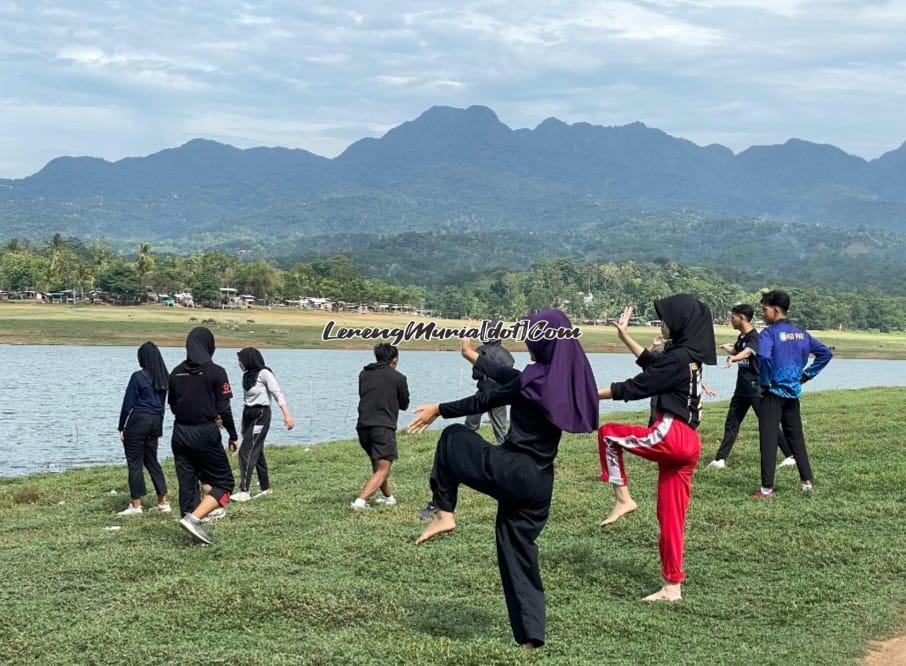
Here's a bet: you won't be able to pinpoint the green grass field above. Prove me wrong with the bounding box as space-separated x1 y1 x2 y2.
2 302 905 358
1 388 903 664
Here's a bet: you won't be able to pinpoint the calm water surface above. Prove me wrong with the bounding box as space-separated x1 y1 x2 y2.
1 344 904 476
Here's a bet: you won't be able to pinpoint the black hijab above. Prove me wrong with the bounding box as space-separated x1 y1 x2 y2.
138 341 169 391
238 347 272 391
654 294 717 365
185 326 215 367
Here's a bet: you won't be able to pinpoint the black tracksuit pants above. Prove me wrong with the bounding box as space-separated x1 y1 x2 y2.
172 421 235 516
239 406 271 492
429 424 553 646
757 393 813 489
715 394 792 461
123 412 167 500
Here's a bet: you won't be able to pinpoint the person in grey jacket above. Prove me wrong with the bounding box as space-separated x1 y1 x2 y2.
465 334 514 445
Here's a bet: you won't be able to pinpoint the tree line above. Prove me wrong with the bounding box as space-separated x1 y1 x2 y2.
2 236 904 331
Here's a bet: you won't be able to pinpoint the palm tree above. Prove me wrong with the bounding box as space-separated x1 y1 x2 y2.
137 243 155 288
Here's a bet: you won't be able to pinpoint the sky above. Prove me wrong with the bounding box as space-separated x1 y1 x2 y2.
1 0 905 178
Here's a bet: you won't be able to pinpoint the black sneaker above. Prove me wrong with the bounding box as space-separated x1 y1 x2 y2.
418 501 437 521
179 514 213 544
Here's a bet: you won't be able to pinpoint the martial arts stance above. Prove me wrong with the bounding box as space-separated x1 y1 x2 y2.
231 347 295 502
465 332 514 445
707 303 796 470
753 290 832 499
168 327 238 544
408 309 598 648
597 295 716 602
116 341 170 515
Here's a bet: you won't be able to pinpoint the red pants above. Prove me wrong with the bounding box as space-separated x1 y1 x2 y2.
598 413 701 583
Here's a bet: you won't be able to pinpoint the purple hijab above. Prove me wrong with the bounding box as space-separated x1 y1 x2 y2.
519 309 599 433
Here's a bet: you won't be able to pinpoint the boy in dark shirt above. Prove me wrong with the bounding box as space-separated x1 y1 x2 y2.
707 304 795 469
753 290 832 498
351 344 410 509
168 327 238 544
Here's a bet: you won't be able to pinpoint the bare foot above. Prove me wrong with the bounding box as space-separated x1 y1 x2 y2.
415 510 456 545
600 499 638 526
642 583 682 602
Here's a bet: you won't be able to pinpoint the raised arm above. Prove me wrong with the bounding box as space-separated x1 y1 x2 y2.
612 306 645 359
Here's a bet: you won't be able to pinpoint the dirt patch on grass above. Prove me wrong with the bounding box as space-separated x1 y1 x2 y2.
864 633 906 665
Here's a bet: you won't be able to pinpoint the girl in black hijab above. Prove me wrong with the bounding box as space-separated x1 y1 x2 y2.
116 341 170 515
168 327 238 545
232 347 295 502
596 295 716 602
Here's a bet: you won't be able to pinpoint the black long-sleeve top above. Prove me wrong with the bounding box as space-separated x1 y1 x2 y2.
610 348 703 428
439 349 562 468
357 362 410 429
167 361 238 440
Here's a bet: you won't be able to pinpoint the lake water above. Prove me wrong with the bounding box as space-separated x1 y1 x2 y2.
1 344 904 477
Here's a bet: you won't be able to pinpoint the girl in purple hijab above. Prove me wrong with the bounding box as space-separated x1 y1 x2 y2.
407 308 597 649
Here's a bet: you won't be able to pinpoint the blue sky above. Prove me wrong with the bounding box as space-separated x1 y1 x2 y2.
1 0 905 177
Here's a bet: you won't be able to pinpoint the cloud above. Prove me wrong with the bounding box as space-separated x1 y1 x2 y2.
1 0 905 176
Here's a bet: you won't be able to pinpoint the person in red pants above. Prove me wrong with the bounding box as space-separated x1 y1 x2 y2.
596 294 717 602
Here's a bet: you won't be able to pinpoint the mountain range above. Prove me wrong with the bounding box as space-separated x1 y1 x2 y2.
2 104 905 241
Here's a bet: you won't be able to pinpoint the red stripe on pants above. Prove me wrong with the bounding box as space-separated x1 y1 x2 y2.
598 414 701 583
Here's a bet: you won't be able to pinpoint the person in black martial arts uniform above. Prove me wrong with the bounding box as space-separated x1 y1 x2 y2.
168 327 239 544
407 308 598 649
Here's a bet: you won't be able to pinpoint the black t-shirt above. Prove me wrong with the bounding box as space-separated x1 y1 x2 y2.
734 329 760 397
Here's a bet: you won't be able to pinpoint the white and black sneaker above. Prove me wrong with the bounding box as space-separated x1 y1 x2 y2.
117 505 143 517
179 514 213 544
706 459 726 470
374 495 397 506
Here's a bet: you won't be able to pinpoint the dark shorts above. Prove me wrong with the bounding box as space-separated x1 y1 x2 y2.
357 426 398 462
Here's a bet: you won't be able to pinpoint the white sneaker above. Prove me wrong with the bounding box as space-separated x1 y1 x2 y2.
778 456 797 468
374 495 397 506
116 505 143 516
231 491 252 503
150 502 172 514
802 481 813 493
707 459 726 470
253 489 272 499
350 498 369 511
202 507 227 523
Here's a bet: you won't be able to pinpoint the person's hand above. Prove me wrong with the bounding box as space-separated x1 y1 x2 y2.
461 337 477 356
284 415 295 430
118 430 124 442
228 440 238 454
214 415 223 428
611 306 633 337
724 356 733 369
406 404 440 434
721 343 735 353
703 385 717 398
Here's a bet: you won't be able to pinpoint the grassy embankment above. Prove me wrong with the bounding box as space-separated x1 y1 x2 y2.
0 388 904 664
1 302 906 358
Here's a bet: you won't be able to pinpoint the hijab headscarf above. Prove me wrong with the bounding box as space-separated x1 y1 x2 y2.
185 326 215 368
237 347 272 391
518 308 599 433
138 341 169 391
654 294 717 365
